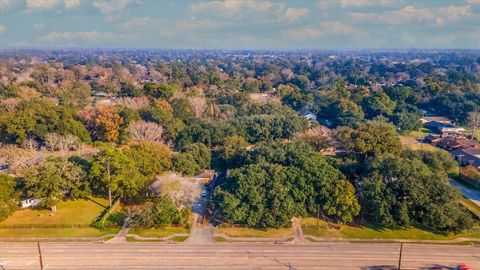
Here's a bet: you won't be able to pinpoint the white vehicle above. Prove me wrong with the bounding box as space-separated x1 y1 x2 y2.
201 190 208 197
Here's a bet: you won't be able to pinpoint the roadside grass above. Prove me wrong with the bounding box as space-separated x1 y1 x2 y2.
0 228 118 238
0 197 109 226
459 197 480 218
301 218 480 240
129 226 189 238
216 225 293 238
172 235 189 242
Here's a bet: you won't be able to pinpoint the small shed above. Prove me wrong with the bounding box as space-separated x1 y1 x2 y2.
19 198 41 208
194 170 216 184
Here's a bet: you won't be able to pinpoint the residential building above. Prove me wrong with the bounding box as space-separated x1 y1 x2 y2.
451 148 480 169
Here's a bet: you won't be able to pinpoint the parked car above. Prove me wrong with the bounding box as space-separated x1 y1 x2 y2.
455 264 472 270
201 190 209 197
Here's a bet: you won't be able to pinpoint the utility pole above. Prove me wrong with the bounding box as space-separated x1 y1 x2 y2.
37 242 44 270
316 204 320 230
397 243 403 270
458 154 464 175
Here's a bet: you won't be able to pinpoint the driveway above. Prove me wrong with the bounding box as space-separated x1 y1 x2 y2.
187 188 215 244
450 179 480 207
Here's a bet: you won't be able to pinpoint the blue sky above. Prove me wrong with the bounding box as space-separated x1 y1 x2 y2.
0 0 479 49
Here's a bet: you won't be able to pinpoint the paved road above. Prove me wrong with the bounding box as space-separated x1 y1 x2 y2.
450 179 480 207
1 242 478 269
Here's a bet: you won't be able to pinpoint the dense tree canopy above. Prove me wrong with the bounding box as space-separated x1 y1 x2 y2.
214 141 360 227
23 157 89 210
0 174 18 221
359 153 472 231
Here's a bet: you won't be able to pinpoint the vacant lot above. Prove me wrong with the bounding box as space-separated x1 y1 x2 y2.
0 197 119 238
0 198 108 226
302 217 480 240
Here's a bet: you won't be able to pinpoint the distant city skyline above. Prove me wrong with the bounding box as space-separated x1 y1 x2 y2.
0 0 479 49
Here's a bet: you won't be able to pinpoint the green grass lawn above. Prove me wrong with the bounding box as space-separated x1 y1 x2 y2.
399 128 444 152
0 197 109 226
404 127 435 139
129 226 189 238
0 197 120 238
302 218 480 240
216 225 293 238
459 197 480 218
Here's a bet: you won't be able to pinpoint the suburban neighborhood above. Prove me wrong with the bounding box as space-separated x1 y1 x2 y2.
1 0 480 269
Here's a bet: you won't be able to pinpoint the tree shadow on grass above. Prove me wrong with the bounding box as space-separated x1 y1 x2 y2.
85 197 108 208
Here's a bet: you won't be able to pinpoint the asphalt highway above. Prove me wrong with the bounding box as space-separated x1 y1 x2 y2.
1 242 479 270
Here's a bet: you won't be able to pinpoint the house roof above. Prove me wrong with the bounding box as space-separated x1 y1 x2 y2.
425 121 454 129
424 134 440 141
420 116 452 123
195 170 215 179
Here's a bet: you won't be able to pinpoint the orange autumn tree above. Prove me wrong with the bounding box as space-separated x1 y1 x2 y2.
93 105 123 143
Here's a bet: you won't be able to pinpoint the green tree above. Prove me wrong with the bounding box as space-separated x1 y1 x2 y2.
363 92 396 118
124 142 173 178
323 179 360 223
0 174 18 221
135 196 184 228
337 120 402 160
90 144 146 206
143 83 178 99
23 157 89 212
359 153 473 231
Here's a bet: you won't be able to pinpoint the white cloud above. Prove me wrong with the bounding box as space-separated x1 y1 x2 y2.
317 0 401 9
350 5 472 26
0 24 6 34
93 0 134 21
121 17 150 29
284 28 323 39
281 7 309 23
64 0 80 9
25 0 80 11
283 21 355 40
33 22 46 29
176 18 227 31
190 0 273 15
0 0 15 9
26 0 60 11
320 21 354 35
38 31 115 43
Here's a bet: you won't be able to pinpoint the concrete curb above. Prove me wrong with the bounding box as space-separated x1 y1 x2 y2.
123 233 190 242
